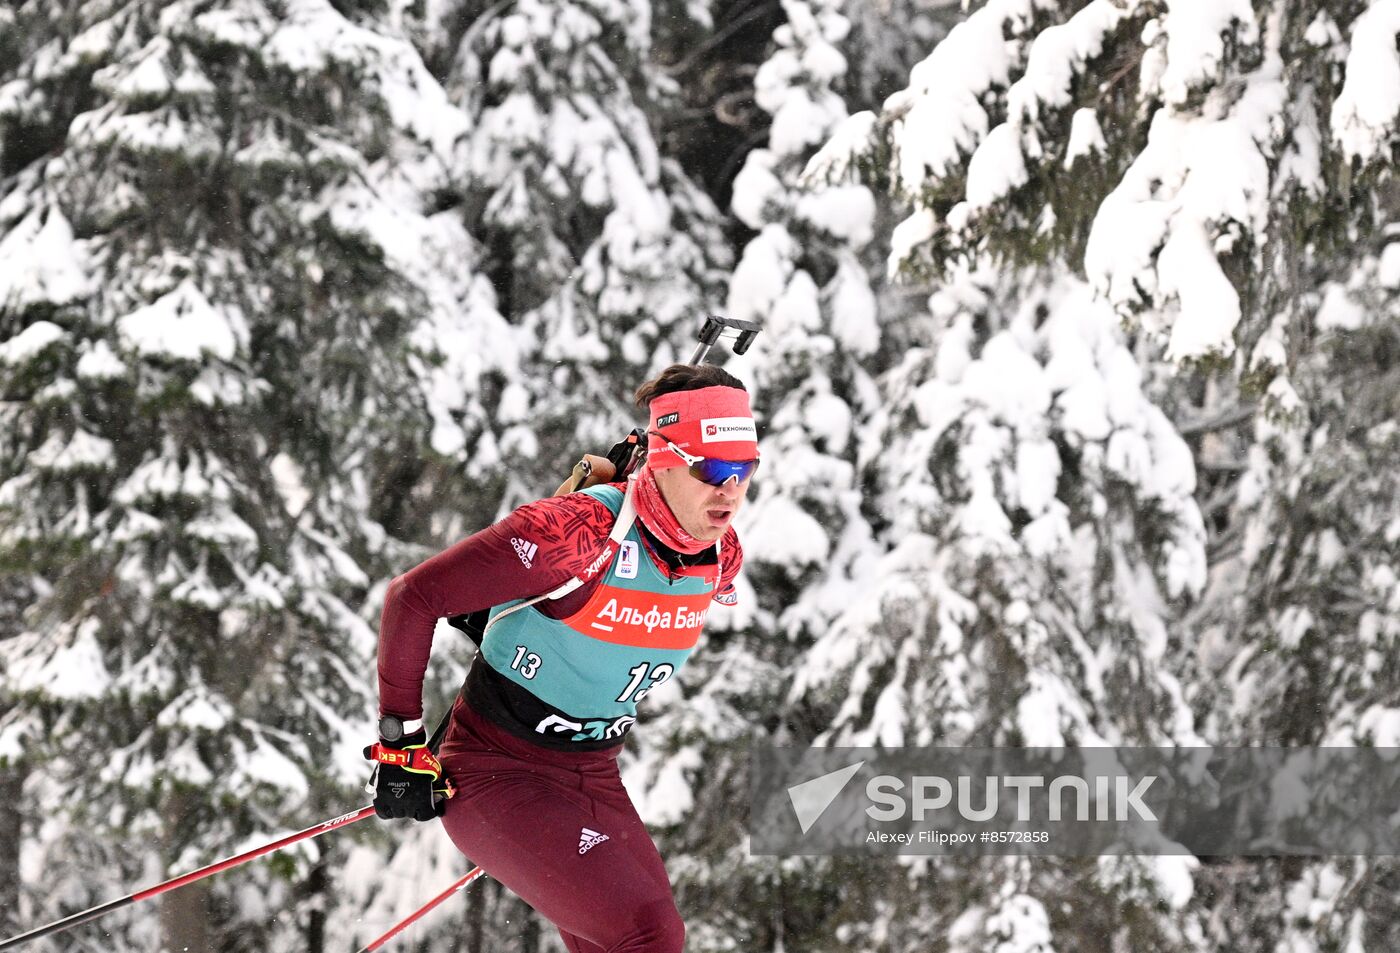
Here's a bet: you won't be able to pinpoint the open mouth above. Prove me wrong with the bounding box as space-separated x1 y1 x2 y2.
706 508 732 524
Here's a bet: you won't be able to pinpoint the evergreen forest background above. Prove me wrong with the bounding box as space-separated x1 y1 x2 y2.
1 0 1397 950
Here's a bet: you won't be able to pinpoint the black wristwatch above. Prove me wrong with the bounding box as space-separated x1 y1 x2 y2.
378 714 423 743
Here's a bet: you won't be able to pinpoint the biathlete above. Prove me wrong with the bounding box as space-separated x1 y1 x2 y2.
367 363 758 953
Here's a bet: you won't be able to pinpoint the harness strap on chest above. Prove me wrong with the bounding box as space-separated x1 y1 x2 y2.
482 477 640 638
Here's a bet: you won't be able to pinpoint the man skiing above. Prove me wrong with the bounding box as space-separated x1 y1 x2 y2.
368 363 758 953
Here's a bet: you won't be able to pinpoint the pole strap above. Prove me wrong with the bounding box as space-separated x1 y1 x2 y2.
367 743 442 777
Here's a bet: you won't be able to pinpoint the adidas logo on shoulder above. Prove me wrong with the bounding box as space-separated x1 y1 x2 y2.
512 537 538 568
578 827 610 854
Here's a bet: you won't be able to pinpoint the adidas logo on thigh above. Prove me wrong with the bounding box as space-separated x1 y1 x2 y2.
578 827 610 854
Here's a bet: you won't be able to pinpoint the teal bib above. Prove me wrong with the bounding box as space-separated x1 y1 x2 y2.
481 485 718 744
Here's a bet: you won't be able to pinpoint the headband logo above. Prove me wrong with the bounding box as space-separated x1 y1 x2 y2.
699 417 757 443
657 412 680 428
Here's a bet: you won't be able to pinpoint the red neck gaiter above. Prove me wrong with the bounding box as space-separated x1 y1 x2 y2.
633 466 711 555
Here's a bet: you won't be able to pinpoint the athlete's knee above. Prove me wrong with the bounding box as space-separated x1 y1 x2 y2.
624 897 684 953
652 904 684 953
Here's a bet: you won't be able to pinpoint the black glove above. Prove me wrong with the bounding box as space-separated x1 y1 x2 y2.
364 730 454 821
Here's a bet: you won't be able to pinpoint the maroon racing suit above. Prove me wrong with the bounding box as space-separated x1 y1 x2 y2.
377 485 742 953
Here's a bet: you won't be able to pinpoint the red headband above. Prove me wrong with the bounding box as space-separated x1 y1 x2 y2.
646 385 758 469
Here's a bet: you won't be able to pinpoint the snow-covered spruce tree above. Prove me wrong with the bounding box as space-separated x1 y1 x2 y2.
804 0 1398 528
773 266 1207 952
798 0 1400 950
840 0 962 112
437 0 733 506
803 0 1396 417
0 561 30 939
725 0 883 708
1185 155 1400 953
0 2 506 950
792 268 1207 750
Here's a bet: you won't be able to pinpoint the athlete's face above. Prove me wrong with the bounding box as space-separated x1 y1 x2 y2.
654 464 752 542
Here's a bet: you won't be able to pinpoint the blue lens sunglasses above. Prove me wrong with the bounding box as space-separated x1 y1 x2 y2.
649 432 759 486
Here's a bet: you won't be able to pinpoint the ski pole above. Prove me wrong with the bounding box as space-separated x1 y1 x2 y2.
0 805 378 951
355 866 488 952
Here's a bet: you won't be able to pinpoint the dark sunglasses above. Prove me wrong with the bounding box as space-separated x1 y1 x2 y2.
650 432 759 486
